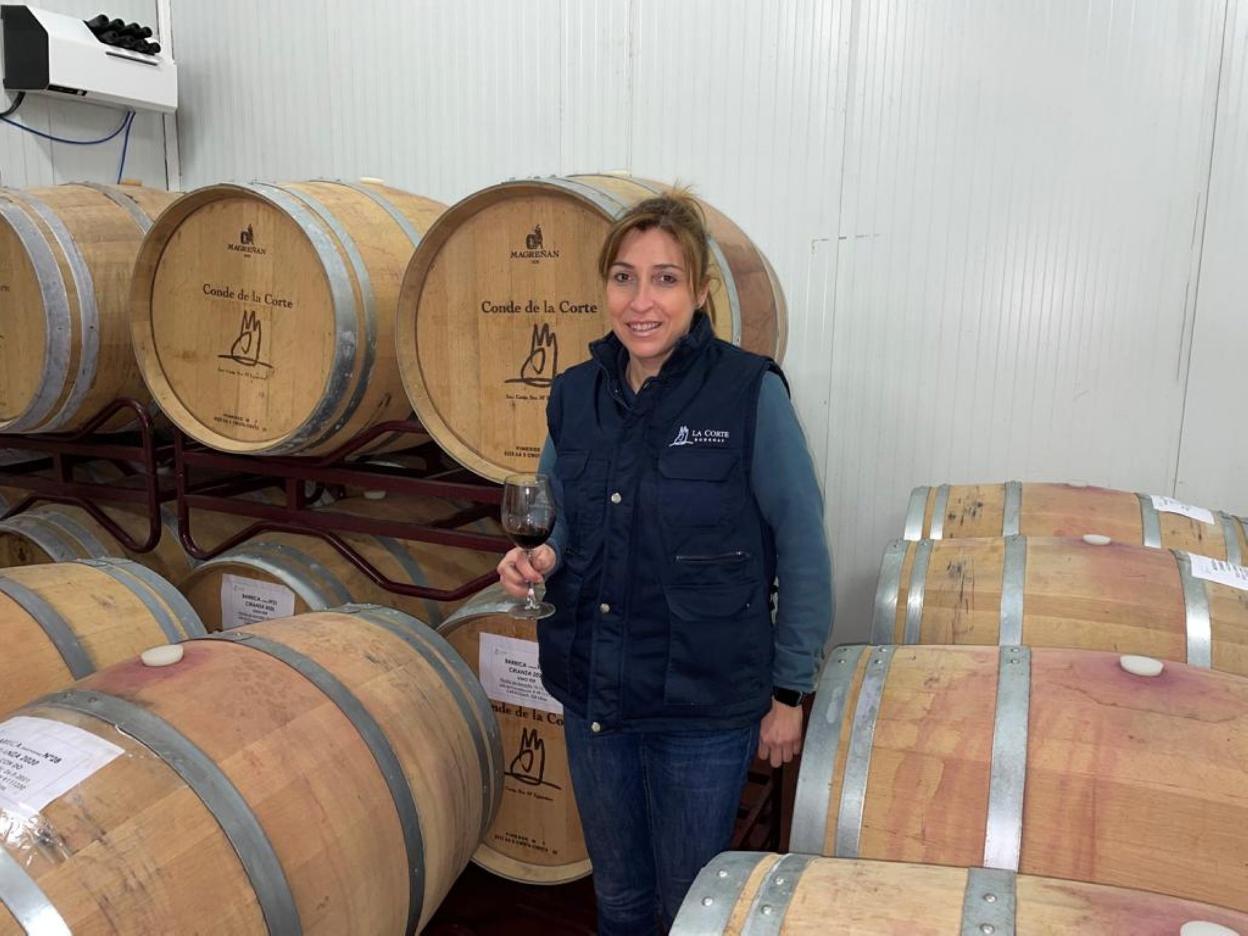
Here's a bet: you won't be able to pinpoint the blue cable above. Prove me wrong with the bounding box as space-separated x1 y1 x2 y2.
116 112 134 182
0 108 134 145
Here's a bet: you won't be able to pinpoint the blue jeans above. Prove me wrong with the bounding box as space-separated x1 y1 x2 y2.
563 710 759 935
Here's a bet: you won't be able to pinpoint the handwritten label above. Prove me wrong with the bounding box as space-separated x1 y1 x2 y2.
1150 495 1215 525
0 716 123 816
479 633 562 715
220 574 296 629
1189 555 1248 593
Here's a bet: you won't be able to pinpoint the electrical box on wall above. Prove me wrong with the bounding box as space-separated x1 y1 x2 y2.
0 5 176 113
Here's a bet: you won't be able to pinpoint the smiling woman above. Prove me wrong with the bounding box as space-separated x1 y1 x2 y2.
494 188 834 934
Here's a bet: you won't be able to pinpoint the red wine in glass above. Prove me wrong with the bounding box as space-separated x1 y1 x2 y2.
502 473 556 619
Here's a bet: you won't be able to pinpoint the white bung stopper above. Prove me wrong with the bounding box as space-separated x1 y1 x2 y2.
358 176 386 184
363 490 387 501
1119 655 1164 677
141 644 184 667
1181 923 1240 936
1082 534 1112 546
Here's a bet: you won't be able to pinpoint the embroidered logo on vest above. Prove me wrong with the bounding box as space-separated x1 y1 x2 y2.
669 426 730 446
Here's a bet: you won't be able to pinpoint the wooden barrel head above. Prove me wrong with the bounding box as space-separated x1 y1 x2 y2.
439 584 589 884
397 174 785 481
137 190 337 448
180 555 316 632
133 181 441 455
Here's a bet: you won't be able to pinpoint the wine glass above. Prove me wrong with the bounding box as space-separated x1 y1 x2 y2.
501 473 557 620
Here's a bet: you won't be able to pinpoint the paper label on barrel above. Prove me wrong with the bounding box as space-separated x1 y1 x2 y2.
0 716 123 816
1189 555 1248 593
479 633 563 715
220 574 296 629
1150 495 1215 525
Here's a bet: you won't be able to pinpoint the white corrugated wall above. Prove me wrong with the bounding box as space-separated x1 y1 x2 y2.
0 0 172 187
169 0 1246 641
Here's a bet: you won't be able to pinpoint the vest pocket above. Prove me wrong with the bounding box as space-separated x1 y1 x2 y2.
555 449 604 567
538 569 583 693
662 582 766 706
658 449 741 528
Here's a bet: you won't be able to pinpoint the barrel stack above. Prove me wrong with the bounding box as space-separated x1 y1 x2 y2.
667 479 1248 933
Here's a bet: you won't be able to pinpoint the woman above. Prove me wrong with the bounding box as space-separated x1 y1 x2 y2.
497 190 833 935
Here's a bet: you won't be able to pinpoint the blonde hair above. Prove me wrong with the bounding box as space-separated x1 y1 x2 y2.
597 187 716 317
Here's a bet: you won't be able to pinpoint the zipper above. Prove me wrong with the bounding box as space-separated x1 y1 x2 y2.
675 550 752 564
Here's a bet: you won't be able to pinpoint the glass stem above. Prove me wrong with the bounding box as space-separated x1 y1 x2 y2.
524 549 540 611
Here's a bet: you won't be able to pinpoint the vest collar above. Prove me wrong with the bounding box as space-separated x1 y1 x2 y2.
590 311 715 394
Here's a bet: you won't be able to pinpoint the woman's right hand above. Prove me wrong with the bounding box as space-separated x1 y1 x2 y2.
498 545 557 599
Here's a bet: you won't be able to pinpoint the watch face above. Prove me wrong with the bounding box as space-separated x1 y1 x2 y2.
773 688 803 706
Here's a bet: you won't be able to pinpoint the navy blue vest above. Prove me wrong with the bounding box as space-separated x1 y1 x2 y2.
541 313 780 732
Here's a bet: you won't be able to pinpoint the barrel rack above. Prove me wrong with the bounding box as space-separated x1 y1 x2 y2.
0 397 167 549
171 417 509 602
0 398 511 601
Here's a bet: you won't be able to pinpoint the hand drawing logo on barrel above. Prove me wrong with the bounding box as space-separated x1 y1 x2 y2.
506 726 561 789
505 323 559 388
220 309 273 369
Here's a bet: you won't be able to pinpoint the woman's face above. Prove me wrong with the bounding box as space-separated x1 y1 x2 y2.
605 226 709 376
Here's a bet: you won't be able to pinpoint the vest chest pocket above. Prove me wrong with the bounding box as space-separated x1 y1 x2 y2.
658 449 742 529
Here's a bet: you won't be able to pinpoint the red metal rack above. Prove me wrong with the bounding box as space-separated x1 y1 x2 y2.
173 417 512 603
0 397 168 551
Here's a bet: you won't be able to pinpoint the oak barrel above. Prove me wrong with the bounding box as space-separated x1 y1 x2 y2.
873 535 1248 673
130 180 444 455
673 853 1248 935
0 183 178 432
395 174 787 481
437 583 588 883
905 481 1248 562
178 497 503 631
0 606 502 933
0 501 247 585
791 645 1248 910
0 558 203 715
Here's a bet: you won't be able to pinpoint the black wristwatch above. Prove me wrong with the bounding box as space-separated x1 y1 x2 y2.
772 686 807 707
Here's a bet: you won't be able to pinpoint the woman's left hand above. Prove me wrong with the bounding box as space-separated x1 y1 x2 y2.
757 699 804 768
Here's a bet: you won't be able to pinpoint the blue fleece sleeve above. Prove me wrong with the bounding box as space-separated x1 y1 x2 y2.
538 437 567 572
752 371 835 692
